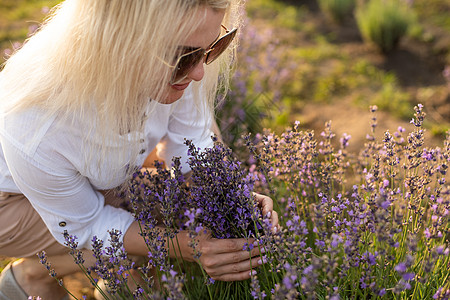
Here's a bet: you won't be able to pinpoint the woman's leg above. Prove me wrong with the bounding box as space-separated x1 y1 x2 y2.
0 192 91 299
0 184 152 299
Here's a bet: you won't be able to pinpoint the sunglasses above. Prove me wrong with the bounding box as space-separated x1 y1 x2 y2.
166 25 237 85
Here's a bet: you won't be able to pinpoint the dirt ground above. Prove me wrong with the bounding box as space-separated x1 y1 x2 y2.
294 5 449 151
65 273 95 299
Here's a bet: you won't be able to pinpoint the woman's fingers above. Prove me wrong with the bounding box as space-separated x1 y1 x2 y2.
193 198 278 282
200 237 256 255
195 239 271 282
271 210 279 233
254 192 273 217
203 254 262 276
200 238 261 260
198 237 266 281
202 251 268 281
211 268 258 282
254 192 280 233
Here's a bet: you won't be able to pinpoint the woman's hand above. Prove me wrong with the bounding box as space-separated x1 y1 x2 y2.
127 223 263 282
194 230 264 281
186 194 278 282
254 192 279 233
153 191 279 282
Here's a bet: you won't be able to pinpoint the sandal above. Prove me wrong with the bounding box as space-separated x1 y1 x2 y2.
0 263 28 300
0 262 70 300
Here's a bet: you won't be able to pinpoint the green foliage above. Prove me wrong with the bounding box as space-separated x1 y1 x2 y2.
0 0 60 63
318 0 356 24
245 0 287 17
355 0 416 53
0 258 11 272
431 124 450 138
351 59 397 86
0 28 28 45
313 62 349 102
350 60 415 120
246 0 306 31
274 6 302 30
413 0 450 31
371 83 413 119
0 0 59 22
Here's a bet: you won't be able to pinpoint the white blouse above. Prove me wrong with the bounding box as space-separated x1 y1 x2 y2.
0 87 214 250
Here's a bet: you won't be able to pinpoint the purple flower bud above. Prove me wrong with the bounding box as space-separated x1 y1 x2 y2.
435 245 445 255
381 200 391 209
303 265 313 275
395 262 407 273
433 288 443 299
403 272 415 281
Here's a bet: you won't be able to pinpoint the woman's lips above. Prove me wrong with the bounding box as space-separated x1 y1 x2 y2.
170 82 190 91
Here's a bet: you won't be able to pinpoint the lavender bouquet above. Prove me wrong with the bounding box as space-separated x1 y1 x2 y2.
184 137 262 240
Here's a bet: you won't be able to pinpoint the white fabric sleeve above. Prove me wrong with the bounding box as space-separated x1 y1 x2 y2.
0 138 135 250
156 90 215 173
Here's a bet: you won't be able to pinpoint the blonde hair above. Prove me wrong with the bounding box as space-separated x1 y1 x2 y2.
0 0 243 177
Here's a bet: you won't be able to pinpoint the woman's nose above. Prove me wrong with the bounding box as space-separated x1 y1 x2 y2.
187 61 205 82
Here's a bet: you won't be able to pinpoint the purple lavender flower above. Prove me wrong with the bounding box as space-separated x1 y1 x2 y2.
395 262 407 273
185 137 262 239
250 274 266 300
158 265 186 300
273 263 300 299
36 251 63 287
88 230 136 295
63 231 84 265
433 287 450 300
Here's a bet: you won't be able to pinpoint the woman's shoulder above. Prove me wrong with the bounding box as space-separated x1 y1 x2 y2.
0 107 87 168
0 107 56 151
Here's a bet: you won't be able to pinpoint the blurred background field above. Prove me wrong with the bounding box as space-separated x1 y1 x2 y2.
218 0 450 154
0 0 449 298
1 0 449 148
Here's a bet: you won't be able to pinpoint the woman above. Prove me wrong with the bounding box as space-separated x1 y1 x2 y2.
0 0 278 299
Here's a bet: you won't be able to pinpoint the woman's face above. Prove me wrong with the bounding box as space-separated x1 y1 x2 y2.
160 7 226 104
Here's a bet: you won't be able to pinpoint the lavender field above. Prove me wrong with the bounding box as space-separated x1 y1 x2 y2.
1 0 450 299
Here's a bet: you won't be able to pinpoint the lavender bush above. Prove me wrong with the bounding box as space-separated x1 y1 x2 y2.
244 104 449 299
38 104 449 299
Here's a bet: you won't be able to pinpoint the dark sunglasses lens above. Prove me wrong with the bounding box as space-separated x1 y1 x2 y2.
172 49 204 83
205 29 237 64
